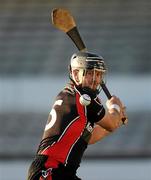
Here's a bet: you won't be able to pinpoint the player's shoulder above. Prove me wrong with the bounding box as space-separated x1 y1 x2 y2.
63 82 75 95
56 82 75 100
53 83 75 108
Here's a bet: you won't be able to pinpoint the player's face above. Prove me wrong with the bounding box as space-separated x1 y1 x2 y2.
82 69 103 90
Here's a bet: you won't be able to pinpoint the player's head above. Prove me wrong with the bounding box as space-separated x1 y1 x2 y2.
69 51 106 95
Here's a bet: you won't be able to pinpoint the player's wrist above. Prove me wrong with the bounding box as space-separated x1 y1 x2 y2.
108 104 120 113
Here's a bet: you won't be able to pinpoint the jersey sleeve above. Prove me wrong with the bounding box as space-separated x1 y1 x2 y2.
86 96 106 123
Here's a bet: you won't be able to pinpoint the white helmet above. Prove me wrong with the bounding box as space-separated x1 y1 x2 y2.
69 51 106 95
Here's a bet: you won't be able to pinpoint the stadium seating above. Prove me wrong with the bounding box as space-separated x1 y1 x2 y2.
0 0 151 76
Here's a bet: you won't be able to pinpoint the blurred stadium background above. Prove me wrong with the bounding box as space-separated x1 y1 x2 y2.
0 0 151 179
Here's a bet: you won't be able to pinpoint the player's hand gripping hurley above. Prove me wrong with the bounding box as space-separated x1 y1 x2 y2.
51 8 127 124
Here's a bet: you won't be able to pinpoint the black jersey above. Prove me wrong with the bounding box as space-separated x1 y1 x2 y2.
37 83 105 175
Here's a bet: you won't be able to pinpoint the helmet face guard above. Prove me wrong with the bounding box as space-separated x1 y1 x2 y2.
69 52 106 95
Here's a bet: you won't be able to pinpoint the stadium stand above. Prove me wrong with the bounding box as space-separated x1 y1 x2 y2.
0 0 151 76
0 0 151 159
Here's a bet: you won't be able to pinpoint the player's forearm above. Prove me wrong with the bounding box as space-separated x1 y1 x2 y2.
107 108 123 130
88 125 110 145
97 94 128 131
97 108 122 132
